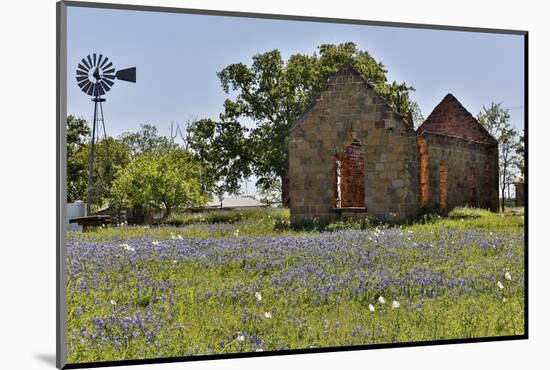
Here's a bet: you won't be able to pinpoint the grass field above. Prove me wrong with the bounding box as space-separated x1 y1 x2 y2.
66 207 525 363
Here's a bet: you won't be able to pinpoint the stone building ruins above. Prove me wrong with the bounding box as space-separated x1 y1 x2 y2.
288 63 498 223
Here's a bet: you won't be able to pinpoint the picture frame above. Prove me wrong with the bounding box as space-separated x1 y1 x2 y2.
56 1 528 368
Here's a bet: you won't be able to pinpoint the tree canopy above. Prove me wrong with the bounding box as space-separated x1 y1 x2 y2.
67 115 90 203
185 118 252 203
75 137 131 210
111 149 209 218
119 124 176 158
477 103 521 211
67 118 207 219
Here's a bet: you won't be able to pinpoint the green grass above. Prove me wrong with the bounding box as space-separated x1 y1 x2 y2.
161 208 281 226
409 207 524 233
66 207 525 363
71 206 524 242
70 208 293 242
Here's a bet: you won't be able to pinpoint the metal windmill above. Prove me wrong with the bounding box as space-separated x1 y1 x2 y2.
76 53 136 214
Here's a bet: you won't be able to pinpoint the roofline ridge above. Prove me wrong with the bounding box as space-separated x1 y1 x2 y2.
417 94 498 145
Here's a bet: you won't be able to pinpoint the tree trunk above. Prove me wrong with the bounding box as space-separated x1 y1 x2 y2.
501 186 505 213
164 205 172 219
132 204 144 224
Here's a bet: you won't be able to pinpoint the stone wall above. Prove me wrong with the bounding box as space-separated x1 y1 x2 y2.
419 132 499 212
288 64 419 223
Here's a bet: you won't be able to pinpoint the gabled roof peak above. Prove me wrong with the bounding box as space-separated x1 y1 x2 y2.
337 62 358 74
289 62 413 133
417 94 498 145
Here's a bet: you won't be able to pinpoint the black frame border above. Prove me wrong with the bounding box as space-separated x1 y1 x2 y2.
56 1 529 369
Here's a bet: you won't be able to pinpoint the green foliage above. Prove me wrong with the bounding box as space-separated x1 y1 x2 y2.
67 119 214 215
515 130 525 179
409 101 425 129
477 103 521 211
67 114 131 208
448 207 494 218
476 102 512 139
111 149 209 217
257 179 282 206
110 155 153 212
408 207 524 233
119 124 175 157
76 137 131 211
186 118 252 200
67 115 91 157
324 217 374 232
67 116 91 203
163 208 266 227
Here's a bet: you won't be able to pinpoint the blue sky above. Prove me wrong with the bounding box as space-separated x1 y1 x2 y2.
67 6 525 195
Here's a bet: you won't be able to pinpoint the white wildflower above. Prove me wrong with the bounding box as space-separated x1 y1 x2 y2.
110 299 117 305
237 334 245 341
264 312 272 319
497 281 505 290
503 297 508 303
255 291 262 302
392 300 400 309
505 272 512 281
368 304 375 312
152 241 159 246
119 243 135 252
378 296 386 304
255 348 264 352
177 235 183 240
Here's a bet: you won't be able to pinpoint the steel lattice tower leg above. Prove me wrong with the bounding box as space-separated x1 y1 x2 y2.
86 93 105 215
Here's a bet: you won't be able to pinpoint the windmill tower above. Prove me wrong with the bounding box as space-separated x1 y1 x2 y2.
75 54 136 214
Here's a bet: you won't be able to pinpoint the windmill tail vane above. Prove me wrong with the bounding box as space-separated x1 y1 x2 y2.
75 53 136 213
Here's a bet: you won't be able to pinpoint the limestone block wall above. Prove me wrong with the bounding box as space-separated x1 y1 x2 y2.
419 132 499 212
288 65 419 223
